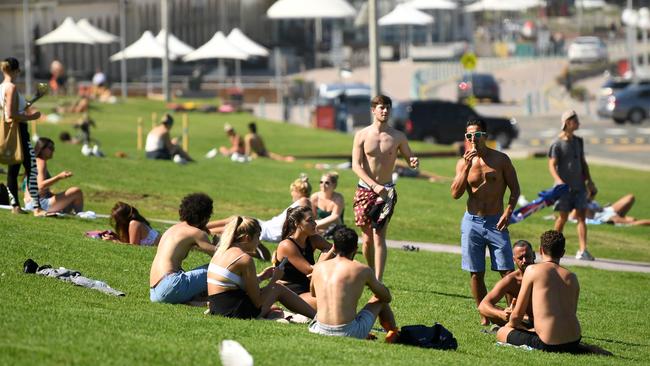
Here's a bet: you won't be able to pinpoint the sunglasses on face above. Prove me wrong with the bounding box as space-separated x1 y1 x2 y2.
320 181 331 186
465 131 487 140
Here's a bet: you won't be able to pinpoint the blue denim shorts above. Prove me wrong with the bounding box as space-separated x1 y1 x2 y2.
150 264 208 304
308 310 376 339
461 212 514 273
24 197 51 211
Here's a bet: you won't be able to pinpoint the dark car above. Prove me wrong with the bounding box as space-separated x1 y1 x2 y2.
390 100 518 148
457 73 500 103
608 84 650 124
597 78 650 121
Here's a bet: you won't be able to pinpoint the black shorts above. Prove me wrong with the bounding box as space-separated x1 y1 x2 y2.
507 329 582 353
146 149 172 160
284 281 310 296
208 290 261 319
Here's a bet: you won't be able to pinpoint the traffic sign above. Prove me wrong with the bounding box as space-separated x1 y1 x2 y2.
460 52 477 71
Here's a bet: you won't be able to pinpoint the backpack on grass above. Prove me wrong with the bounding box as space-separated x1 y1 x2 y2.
397 323 458 350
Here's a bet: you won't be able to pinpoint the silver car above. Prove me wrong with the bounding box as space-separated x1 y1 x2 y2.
568 36 608 64
607 84 650 124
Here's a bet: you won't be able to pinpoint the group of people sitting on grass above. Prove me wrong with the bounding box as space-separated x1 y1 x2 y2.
127 185 607 353
146 191 400 341
144 113 293 164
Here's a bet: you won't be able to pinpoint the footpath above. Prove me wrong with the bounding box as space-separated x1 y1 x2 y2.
385 238 650 273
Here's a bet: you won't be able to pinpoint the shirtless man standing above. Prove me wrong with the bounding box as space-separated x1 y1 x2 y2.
149 193 216 304
352 95 418 281
479 240 535 326
497 230 583 353
451 119 520 325
309 227 399 342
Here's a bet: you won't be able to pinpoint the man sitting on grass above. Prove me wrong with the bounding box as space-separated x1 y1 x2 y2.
479 240 535 327
497 230 610 355
149 193 216 304
309 227 399 342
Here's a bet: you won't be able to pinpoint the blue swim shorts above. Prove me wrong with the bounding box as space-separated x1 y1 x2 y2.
150 264 208 304
460 212 514 273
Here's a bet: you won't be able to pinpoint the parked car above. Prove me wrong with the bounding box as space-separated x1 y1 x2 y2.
567 36 608 64
597 78 650 119
315 83 371 131
390 100 518 148
606 84 650 124
457 73 500 103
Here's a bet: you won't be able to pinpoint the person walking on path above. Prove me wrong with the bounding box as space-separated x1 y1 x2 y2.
548 110 597 261
451 119 520 326
352 95 418 281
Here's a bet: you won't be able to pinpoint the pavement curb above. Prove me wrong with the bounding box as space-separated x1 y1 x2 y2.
386 239 650 273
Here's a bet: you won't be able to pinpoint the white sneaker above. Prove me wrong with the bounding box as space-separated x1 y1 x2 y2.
205 148 218 159
575 250 595 261
173 154 187 164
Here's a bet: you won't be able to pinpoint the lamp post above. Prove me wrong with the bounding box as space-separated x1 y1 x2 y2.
369 0 381 96
622 6 639 79
638 8 650 72
119 0 128 99
22 0 32 97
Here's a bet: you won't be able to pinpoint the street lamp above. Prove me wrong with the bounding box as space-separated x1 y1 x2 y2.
638 8 650 73
621 7 638 78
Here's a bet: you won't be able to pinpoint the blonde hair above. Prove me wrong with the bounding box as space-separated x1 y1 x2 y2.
215 216 261 256
290 173 312 197
323 171 339 185
0 61 10 74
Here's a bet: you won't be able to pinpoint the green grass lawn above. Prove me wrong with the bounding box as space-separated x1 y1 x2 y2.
1 97 649 365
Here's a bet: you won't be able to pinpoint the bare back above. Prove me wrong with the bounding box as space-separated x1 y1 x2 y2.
462 149 511 216
245 133 266 156
149 222 214 287
519 263 581 344
353 125 408 185
311 257 373 325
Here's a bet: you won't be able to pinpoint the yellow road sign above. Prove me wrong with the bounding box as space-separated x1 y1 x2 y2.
461 52 477 70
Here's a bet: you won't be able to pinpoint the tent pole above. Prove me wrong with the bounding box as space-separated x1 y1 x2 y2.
369 0 381 96
22 0 32 97
161 0 170 102
119 0 128 99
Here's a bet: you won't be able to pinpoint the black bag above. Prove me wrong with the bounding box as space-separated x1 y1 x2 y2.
397 323 458 350
0 183 9 205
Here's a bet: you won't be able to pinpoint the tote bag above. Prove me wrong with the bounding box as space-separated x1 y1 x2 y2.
0 88 24 165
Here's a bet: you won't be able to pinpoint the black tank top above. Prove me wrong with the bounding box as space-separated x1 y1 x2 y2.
281 237 315 289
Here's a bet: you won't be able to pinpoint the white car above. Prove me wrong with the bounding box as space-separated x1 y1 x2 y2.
567 36 608 63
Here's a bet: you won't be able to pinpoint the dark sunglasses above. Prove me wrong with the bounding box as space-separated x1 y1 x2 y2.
465 131 487 140
320 180 331 185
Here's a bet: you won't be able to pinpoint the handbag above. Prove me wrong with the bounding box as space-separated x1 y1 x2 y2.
0 90 24 165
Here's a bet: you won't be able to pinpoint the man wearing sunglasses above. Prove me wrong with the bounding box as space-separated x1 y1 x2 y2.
352 94 419 281
451 119 520 326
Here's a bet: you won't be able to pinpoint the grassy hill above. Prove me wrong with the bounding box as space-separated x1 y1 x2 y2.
0 97 648 365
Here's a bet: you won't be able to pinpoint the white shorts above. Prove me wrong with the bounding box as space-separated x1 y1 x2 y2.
308 310 376 339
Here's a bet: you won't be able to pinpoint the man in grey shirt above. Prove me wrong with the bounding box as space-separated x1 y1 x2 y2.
548 110 597 261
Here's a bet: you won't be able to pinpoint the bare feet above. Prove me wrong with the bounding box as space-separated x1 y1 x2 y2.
11 206 27 214
33 208 48 217
480 315 490 326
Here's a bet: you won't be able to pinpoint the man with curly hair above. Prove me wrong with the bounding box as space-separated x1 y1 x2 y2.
149 193 216 304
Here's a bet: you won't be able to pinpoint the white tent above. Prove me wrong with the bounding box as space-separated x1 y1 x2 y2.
406 0 457 10
465 0 543 12
155 30 195 57
379 4 433 59
76 19 118 44
266 0 355 19
379 4 434 26
110 31 180 95
183 31 248 62
109 31 179 61
226 28 269 57
576 0 606 9
35 17 96 45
